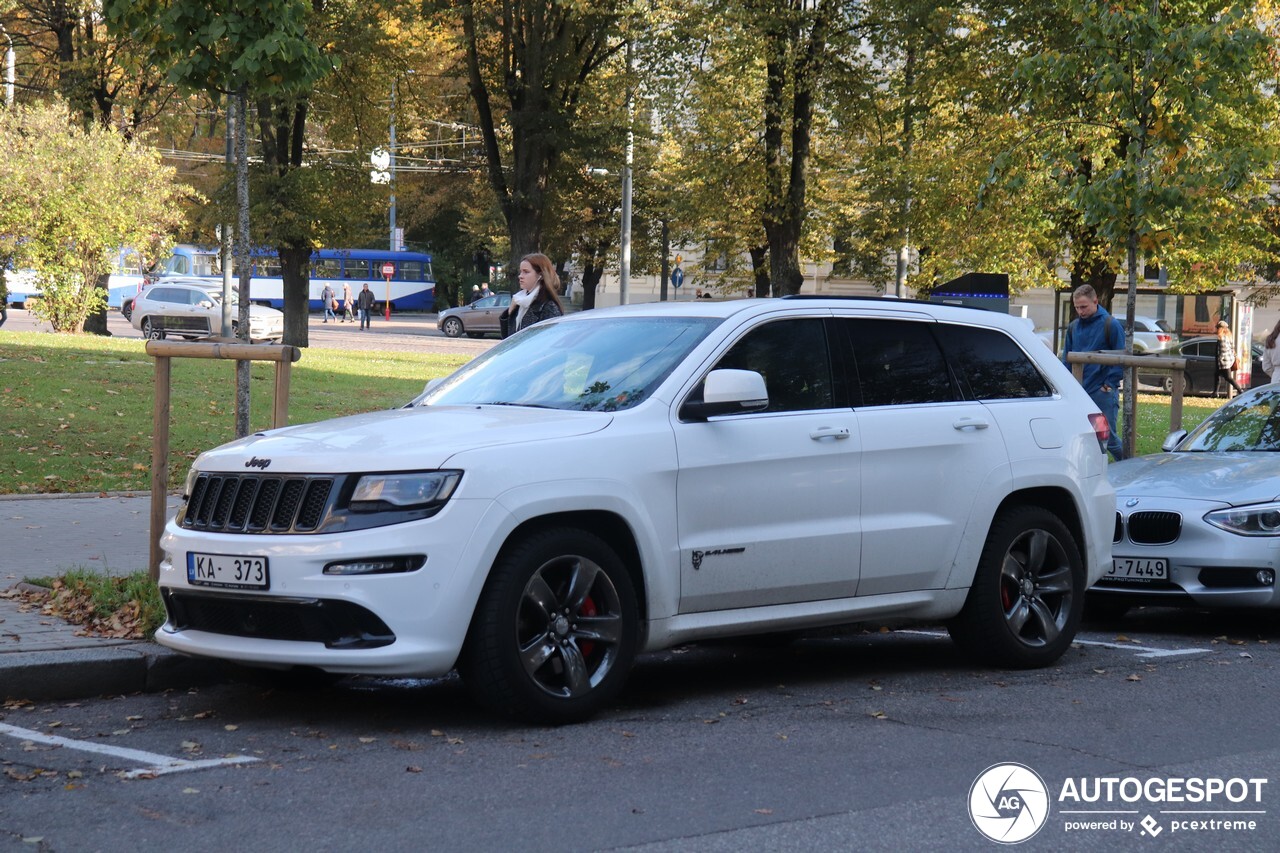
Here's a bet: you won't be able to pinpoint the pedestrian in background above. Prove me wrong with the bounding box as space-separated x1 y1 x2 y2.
342 280 354 323
1062 284 1126 461
1261 319 1280 385
503 252 564 337
1215 320 1243 397
320 282 336 323
0 274 8 328
357 283 376 331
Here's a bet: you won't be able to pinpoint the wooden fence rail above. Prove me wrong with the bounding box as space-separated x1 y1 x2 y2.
146 340 302 582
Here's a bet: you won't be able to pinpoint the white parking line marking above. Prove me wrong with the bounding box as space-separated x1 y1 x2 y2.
1071 636 1212 659
0 722 259 778
896 629 1212 659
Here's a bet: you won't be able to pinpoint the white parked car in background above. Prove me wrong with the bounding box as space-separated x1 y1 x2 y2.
155 297 1114 723
129 277 284 342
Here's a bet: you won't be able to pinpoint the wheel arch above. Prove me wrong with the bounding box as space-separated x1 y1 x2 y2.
947 485 1088 592
995 486 1087 559
496 510 649 626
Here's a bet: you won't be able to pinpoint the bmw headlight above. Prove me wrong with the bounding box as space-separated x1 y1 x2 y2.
1205 502 1280 536
350 471 462 512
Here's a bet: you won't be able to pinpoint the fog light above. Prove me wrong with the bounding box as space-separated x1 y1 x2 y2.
324 555 425 576
1257 569 1275 586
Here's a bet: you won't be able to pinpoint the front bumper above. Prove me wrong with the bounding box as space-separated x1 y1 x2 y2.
155 496 504 676
1096 497 1280 608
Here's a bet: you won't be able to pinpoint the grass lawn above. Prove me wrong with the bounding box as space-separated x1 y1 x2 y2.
0 331 470 495
0 329 1228 495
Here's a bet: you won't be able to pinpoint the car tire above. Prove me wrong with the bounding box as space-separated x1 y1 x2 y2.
459 527 639 724
1161 375 1174 393
1183 371 1196 396
441 316 464 338
141 318 165 341
947 505 1084 668
121 302 133 321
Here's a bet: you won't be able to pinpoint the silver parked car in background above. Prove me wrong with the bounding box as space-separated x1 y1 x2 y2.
129 278 284 342
1096 384 1280 618
437 292 512 338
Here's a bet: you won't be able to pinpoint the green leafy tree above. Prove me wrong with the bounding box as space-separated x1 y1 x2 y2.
105 0 333 351
997 0 1277 455
0 100 189 332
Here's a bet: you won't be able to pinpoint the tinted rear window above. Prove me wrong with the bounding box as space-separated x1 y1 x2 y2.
934 324 1051 400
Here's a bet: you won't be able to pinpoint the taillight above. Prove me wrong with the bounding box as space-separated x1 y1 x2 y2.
1156 334 1170 343
1088 412 1110 451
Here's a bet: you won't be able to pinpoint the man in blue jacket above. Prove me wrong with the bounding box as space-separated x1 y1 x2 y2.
1062 284 1126 461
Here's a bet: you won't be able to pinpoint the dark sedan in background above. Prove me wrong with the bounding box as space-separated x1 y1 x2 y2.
1136 336 1270 395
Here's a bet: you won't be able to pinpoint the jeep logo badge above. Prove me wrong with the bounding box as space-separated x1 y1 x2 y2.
245 457 271 469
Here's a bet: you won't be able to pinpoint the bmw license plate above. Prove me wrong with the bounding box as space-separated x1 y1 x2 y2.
1107 557 1168 582
188 552 269 590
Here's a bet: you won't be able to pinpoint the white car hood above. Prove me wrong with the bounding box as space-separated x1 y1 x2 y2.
246 304 283 321
194 406 613 473
1109 452 1280 505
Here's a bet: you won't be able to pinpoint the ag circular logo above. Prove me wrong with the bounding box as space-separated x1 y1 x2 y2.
969 763 1050 844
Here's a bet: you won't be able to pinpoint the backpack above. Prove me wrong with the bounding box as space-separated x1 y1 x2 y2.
1066 315 1120 352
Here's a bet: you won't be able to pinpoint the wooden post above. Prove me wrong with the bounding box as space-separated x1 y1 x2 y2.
150 355 171 583
147 341 301 583
273 359 292 428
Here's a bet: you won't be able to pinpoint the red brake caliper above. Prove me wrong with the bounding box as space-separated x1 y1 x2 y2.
577 598 598 658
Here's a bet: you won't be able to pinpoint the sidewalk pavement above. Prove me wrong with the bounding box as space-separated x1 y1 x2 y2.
1 492 223 702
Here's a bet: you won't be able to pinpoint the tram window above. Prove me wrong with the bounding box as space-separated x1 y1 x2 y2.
346 259 372 280
399 260 424 281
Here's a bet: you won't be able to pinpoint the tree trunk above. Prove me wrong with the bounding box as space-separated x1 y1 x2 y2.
278 244 310 347
235 88 251 440
750 245 770 297
83 273 110 336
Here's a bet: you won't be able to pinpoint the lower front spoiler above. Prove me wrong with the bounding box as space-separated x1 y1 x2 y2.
162 588 395 649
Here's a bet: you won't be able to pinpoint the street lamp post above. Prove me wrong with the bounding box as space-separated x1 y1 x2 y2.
389 77 398 252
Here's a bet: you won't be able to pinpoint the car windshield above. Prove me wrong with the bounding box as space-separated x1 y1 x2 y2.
418 316 721 412
1178 388 1280 452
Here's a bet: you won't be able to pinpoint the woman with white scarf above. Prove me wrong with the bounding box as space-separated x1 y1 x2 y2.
504 252 565 336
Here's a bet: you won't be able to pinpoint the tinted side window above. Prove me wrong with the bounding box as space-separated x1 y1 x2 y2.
934 324 1051 400
844 319 955 406
714 318 833 412
148 287 179 305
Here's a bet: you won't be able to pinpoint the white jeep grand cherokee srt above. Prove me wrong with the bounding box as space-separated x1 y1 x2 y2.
157 297 1114 723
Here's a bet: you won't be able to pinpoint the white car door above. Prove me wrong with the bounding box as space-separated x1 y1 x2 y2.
673 317 860 613
841 317 1010 596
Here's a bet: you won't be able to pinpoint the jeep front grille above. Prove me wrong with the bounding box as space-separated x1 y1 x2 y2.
182 474 336 534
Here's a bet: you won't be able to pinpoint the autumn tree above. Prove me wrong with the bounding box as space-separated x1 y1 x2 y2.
0 99 189 333
424 0 637 284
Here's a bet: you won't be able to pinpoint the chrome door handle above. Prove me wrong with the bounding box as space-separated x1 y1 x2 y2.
810 427 851 440
953 418 990 431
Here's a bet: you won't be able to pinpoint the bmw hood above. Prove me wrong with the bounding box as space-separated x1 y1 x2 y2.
1109 453 1280 505
191 406 613 473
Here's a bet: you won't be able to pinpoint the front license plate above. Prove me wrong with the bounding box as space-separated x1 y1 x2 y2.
188 552 269 590
1108 557 1168 582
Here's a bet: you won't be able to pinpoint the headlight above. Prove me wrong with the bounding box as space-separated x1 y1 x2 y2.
350 470 462 512
1205 502 1280 536
184 466 200 498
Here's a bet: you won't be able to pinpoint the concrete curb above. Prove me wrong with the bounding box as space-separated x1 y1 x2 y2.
0 643 226 702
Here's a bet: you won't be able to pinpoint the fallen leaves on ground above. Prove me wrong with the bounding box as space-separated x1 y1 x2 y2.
12 580 149 640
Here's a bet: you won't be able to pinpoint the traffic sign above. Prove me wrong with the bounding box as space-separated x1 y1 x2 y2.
381 262 395 278
671 267 684 289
